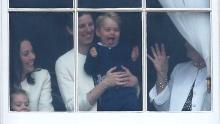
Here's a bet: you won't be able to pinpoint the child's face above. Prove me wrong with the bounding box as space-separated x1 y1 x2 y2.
11 93 30 112
96 17 120 47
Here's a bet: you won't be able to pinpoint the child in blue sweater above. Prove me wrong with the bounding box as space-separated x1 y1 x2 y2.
84 12 140 111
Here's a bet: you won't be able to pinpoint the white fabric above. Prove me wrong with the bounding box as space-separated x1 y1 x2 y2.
158 0 211 76
78 53 97 111
21 69 54 111
149 61 211 111
55 49 75 111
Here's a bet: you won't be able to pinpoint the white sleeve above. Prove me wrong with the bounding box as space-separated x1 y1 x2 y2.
55 58 75 111
78 88 94 111
38 70 54 111
149 84 170 105
148 64 178 111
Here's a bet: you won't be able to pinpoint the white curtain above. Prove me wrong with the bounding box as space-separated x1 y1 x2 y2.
158 0 211 77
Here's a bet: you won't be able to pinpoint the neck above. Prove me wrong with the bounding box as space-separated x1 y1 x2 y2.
192 60 206 69
21 72 27 82
78 44 91 55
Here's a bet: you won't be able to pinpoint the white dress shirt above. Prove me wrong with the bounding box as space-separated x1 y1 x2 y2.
149 61 211 111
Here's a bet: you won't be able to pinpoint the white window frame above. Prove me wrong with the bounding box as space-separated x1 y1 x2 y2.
0 0 220 124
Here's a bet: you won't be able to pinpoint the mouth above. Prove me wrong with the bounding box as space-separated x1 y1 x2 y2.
106 37 116 45
83 33 93 39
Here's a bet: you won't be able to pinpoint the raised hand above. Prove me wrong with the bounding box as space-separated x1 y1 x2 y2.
147 43 169 76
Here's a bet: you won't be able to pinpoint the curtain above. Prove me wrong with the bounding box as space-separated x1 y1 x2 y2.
158 0 211 77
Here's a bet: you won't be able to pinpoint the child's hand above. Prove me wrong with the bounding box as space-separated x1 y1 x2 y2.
90 47 98 57
131 46 139 62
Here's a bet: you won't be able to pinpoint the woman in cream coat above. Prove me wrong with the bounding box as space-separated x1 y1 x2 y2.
10 38 54 111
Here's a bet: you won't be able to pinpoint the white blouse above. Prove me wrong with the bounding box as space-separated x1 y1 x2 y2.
21 69 54 111
55 49 75 111
78 53 97 111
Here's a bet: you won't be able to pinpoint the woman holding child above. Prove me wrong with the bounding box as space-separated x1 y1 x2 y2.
78 13 138 111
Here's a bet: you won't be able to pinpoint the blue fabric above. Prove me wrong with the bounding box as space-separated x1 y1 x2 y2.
84 42 139 111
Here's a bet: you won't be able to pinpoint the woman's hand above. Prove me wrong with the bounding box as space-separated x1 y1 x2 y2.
102 66 138 88
147 43 169 76
148 43 169 93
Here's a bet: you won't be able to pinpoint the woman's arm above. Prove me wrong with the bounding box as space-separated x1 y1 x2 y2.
147 43 171 111
148 43 169 94
38 70 54 111
86 67 129 105
55 56 75 111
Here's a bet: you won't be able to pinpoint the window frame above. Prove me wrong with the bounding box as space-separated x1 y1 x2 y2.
0 0 220 123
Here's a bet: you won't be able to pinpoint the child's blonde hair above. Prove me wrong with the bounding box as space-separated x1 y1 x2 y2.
96 12 121 30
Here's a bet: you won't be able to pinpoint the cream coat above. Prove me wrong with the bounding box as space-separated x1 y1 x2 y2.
21 69 54 111
55 49 75 111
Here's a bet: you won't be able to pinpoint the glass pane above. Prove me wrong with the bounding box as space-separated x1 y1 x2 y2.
147 0 210 8
77 12 142 111
10 0 73 8
78 0 141 8
147 12 211 111
9 12 73 111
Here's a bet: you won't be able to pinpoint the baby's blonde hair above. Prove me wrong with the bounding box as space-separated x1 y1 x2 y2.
96 12 121 30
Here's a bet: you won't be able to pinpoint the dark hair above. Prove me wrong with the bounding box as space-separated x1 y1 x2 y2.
78 12 92 18
10 38 38 90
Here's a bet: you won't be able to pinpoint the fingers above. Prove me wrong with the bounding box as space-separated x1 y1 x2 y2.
155 43 161 56
121 65 129 73
147 54 154 62
151 46 157 58
150 43 168 59
107 66 117 73
161 44 166 57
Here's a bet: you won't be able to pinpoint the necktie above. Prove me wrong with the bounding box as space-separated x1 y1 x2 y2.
182 82 195 111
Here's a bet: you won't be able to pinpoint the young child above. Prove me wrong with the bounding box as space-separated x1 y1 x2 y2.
84 12 139 111
10 89 30 112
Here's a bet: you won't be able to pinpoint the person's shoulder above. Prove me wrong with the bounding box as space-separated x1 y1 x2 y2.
174 61 193 70
31 68 50 83
56 49 74 65
32 68 49 76
57 49 74 61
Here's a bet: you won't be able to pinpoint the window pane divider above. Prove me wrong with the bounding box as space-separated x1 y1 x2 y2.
8 8 75 12
8 8 211 13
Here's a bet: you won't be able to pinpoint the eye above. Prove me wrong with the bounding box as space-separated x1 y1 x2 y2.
21 51 29 57
104 28 111 32
78 24 85 29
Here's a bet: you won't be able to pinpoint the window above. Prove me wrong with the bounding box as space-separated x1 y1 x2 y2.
1 0 220 123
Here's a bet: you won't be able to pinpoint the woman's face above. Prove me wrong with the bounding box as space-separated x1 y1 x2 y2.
11 93 30 112
78 14 95 46
20 40 36 74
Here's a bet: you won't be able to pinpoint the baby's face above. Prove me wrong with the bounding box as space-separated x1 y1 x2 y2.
11 93 30 112
96 18 120 47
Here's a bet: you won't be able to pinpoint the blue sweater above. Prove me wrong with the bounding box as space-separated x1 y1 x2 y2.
84 42 137 81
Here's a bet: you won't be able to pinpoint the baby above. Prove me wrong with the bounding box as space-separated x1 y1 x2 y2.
84 12 139 111
10 89 30 112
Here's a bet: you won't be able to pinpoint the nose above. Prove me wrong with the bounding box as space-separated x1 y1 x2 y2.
29 52 36 61
86 25 93 33
21 104 30 111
